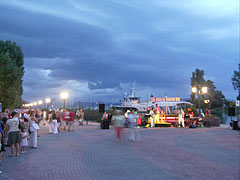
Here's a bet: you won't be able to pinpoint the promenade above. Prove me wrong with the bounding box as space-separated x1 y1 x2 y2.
0 124 239 180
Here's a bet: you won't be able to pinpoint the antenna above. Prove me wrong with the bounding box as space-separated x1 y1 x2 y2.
131 80 136 97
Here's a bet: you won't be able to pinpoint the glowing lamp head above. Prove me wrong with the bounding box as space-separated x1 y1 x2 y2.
38 100 43 105
201 87 208 94
33 102 37 106
192 87 197 93
45 98 51 104
60 91 69 100
204 99 210 104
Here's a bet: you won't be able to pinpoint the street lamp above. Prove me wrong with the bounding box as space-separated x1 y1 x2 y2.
45 98 51 110
192 86 208 116
38 100 43 109
60 91 69 109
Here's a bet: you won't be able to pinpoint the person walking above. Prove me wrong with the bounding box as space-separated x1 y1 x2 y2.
29 111 39 149
128 111 141 141
5 111 21 157
112 110 125 144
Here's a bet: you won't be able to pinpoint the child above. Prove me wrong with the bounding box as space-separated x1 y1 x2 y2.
21 128 28 153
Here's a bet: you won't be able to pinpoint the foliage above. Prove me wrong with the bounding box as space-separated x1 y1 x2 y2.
205 80 226 108
232 64 240 100
0 40 24 109
190 68 226 114
190 69 205 102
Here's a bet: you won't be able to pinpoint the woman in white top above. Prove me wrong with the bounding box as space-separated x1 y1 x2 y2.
6 111 21 157
29 111 39 149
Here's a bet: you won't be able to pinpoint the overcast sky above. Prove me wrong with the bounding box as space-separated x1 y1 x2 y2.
0 0 239 103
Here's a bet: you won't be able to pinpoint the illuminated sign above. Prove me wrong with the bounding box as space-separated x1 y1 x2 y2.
150 97 181 102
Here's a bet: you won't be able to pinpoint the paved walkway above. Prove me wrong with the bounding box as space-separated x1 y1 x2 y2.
0 123 239 180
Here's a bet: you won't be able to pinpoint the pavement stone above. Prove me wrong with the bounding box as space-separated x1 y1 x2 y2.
0 123 239 180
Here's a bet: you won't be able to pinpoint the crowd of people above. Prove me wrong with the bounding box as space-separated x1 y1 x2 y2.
101 110 141 144
0 108 85 174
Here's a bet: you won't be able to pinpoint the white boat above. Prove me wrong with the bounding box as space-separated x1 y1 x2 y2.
112 82 192 113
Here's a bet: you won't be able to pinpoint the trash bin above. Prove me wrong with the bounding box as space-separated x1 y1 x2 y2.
101 120 109 129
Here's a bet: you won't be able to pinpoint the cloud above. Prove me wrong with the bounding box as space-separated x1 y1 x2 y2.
0 0 239 101
155 0 238 18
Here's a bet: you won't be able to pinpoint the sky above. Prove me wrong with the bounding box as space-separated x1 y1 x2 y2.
0 0 239 103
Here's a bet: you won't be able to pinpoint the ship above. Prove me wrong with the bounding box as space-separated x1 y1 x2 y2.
112 81 192 114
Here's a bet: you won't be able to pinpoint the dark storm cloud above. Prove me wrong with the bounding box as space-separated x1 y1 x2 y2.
0 0 239 100
0 3 114 58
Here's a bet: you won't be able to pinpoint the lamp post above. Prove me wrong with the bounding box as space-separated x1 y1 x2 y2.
192 86 208 116
38 100 43 110
45 98 51 110
60 91 69 109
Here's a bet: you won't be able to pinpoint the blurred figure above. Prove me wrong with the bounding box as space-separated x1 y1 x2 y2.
42 110 47 125
56 111 61 133
23 113 29 131
238 113 240 135
35 111 41 137
108 112 112 124
149 108 155 128
0 118 3 167
178 109 185 128
112 110 125 143
68 110 75 132
5 109 11 119
48 111 53 134
154 104 161 114
63 110 70 131
0 113 7 151
101 112 108 121
77 109 84 126
58 109 64 130
128 111 140 141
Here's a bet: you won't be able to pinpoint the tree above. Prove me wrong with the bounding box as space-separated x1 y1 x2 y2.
205 80 225 108
0 40 24 109
232 64 240 100
190 69 226 113
190 69 206 100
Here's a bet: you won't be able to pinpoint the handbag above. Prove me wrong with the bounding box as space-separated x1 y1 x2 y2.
32 122 39 130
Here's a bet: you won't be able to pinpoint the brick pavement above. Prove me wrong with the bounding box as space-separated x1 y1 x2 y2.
0 124 239 180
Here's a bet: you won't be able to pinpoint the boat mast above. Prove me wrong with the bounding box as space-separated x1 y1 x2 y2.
131 81 136 97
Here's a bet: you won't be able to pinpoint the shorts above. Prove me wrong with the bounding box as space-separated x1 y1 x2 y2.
7 131 21 146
